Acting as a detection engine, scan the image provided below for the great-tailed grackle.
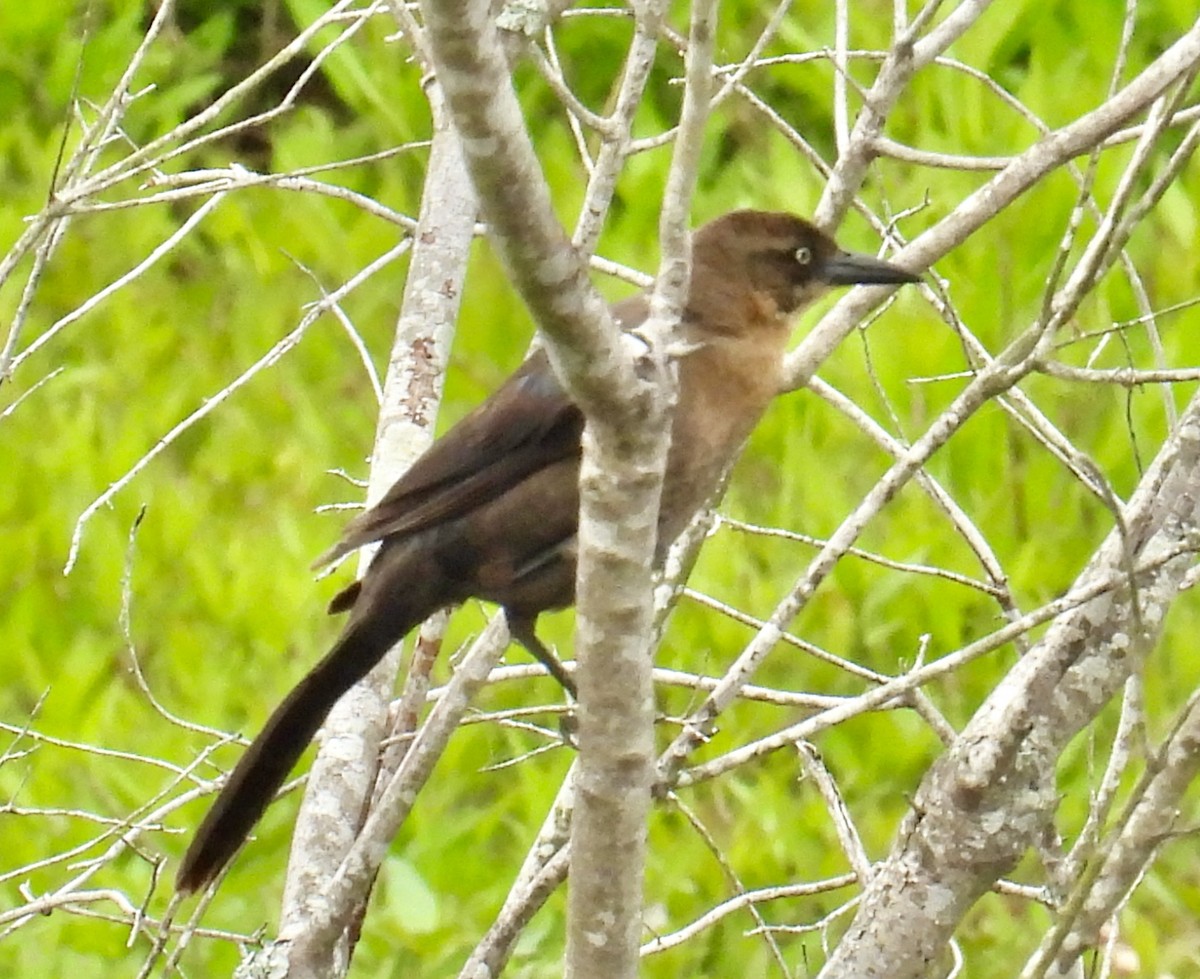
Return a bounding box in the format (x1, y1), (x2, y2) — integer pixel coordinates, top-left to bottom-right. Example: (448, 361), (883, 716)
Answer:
(175, 210), (918, 894)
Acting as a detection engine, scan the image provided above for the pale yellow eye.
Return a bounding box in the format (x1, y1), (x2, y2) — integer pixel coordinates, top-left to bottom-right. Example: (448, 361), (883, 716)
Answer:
(795, 246), (812, 265)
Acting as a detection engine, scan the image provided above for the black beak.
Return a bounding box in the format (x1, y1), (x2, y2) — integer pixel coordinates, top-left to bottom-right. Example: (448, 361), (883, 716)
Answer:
(821, 250), (919, 286)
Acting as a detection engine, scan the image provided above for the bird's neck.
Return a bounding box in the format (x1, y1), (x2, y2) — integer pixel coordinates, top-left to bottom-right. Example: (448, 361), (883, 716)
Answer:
(656, 302), (792, 554)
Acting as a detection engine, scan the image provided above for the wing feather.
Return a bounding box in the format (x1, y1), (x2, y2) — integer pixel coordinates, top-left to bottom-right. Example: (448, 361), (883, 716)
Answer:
(314, 349), (582, 567)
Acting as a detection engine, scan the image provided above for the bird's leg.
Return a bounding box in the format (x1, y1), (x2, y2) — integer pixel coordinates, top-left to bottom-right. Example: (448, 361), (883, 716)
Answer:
(505, 610), (576, 698)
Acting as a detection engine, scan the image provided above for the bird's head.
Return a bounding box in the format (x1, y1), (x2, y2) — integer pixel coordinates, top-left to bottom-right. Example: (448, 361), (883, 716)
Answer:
(690, 210), (919, 322)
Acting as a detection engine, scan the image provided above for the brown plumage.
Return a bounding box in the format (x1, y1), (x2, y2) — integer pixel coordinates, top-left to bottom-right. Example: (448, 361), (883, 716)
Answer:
(175, 210), (918, 895)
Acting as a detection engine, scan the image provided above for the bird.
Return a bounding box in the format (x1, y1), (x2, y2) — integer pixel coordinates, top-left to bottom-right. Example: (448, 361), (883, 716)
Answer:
(175, 210), (919, 894)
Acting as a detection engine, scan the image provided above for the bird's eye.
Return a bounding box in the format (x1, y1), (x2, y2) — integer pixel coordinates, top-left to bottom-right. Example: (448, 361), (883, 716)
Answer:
(795, 246), (812, 265)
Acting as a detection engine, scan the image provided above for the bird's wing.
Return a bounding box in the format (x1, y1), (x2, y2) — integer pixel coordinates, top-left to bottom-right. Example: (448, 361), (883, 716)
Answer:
(314, 348), (583, 567)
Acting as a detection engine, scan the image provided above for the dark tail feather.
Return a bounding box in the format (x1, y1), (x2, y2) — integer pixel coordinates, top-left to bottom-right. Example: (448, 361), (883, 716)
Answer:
(176, 572), (431, 894)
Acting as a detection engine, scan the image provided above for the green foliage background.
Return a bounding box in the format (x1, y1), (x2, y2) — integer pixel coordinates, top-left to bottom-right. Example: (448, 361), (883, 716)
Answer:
(2, 1), (1199, 975)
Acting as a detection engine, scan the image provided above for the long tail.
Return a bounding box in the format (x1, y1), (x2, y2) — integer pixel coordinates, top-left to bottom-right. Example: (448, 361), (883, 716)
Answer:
(176, 548), (440, 894)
